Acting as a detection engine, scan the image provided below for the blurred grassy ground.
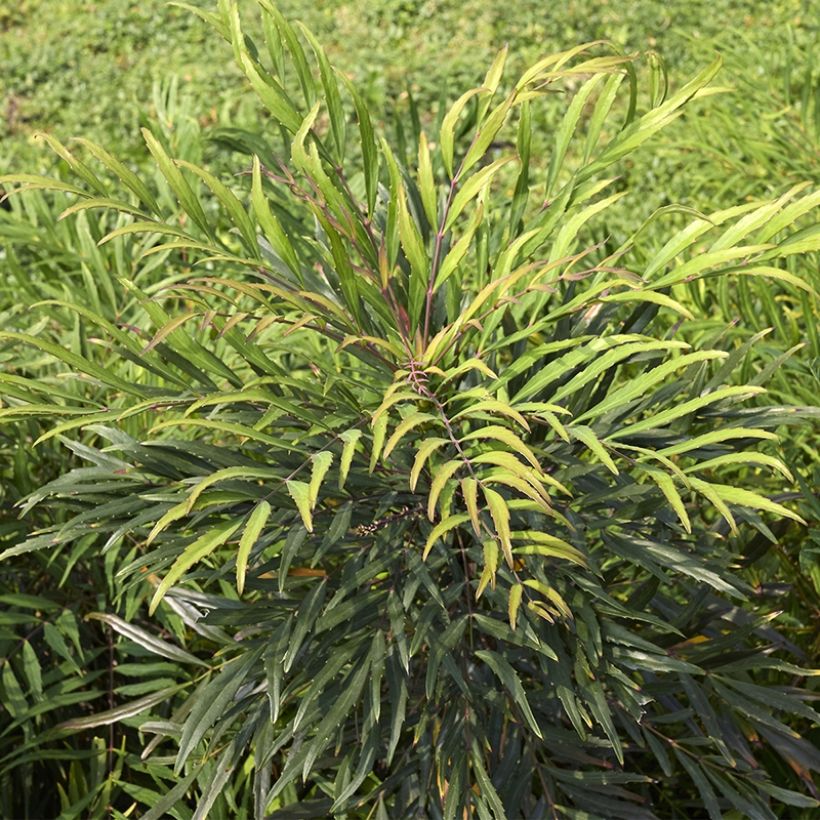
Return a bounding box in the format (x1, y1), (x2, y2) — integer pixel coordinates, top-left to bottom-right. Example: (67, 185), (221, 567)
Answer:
(1, 0), (815, 177)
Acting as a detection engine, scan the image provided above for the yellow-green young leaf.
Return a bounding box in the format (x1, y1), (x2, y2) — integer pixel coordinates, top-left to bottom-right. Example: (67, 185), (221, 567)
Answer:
(607, 386), (766, 440)
(297, 24), (346, 158)
(73, 137), (160, 212)
(510, 335), (622, 403)
(141, 312), (200, 354)
(514, 401), (572, 416)
(427, 460), (464, 521)
(734, 266), (818, 295)
(417, 132), (438, 226)
(0, 172), (83, 196)
(545, 74), (607, 196)
(483, 473), (550, 513)
(397, 182), (428, 276)
(434, 202), (484, 290)
(461, 477), (481, 535)
(141, 128), (210, 237)
(547, 339), (691, 406)
(381, 136), (402, 266)
(176, 159), (259, 255)
(440, 87), (485, 178)
(151, 418), (290, 450)
(461, 93), (517, 174)
(141, 239), (227, 258)
(423, 514), (470, 559)
(372, 389), (419, 424)
(531, 467), (572, 499)
(287, 481), (313, 532)
(549, 192), (627, 263)
(259, 1), (314, 100)
(513, 543), (588, 568)
(643, 467), (691, 533)
(483, 486), (513, 567)
(185, 388), (287, 416)
(658, 428), (779, 458)
(576, 350), (727, 422)
(652, 244), (774, 290)
(149, 519), (242, 614)
(477, 45), (508, 118)
(527, 600), (555, 624)
(452, 400), (530, 431)
(445, 157), (512, 231)
(0, 405), (90, 420)
(643, 201), (754, 278)
(444, 385), (493, 403)
(398, 180), (430, 328)
(290, 101), (326, 175)
(339, 75), (378, 214)
(647, 50), (667, 107)
(570, 425), (618, 475)
(338, 429), (362, 490)
(684, 452), (794, 483)
(422, 325), (453, 365)
(97, 220), (190, 246)
(618, 443), (689, 482)
(695, 481), (806, 526)
(755, 185), (819, 243)
(28, 410), (130, 447)
(410, 438), (448, 491)
(461, 425), (541, 472)
(536, 410), (570, 442)
(21, 639), (43, 699)
(369, 413), (389, 473)
(541, 277), (632, 323)
(384, 413), (436, 460)
(511, 531), (579, 549)
(476, 540), (499, 598)
(585, 56), (722, 179)
(233, 33), (301, 131)
(309, 451), (334, 507)
(58, 196), (147, 221)
(471, 450), (569, 497)
(440, 357), (497, 384)
(147, 500), (189, 546)
(600, 288), (694, 320)
(182, 466), (279, 515)
(340, 334), (404, 358)
(236, 500), (272, 595)
(508, 583), (524, 630)
(516, 42), (605, 88)
(251, 156), (301, 275)
(523, 579), (573, 621)
(689, 477), (737, 534)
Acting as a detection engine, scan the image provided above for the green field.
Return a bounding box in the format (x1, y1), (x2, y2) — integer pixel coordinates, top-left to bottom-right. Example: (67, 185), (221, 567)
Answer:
(2, 1), (815, 165)
(1, 1), (818, 817)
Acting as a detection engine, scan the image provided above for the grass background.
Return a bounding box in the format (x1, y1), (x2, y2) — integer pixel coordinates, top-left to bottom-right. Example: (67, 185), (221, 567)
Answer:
(2, 1), (816, 175)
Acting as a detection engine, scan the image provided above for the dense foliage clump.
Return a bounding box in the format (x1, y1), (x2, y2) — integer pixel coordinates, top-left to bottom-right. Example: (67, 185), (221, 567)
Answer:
(0, 1), (817, 817)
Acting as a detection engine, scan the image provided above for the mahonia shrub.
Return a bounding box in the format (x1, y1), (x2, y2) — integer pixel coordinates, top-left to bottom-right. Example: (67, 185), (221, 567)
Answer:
(1, 1), (818, 817)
